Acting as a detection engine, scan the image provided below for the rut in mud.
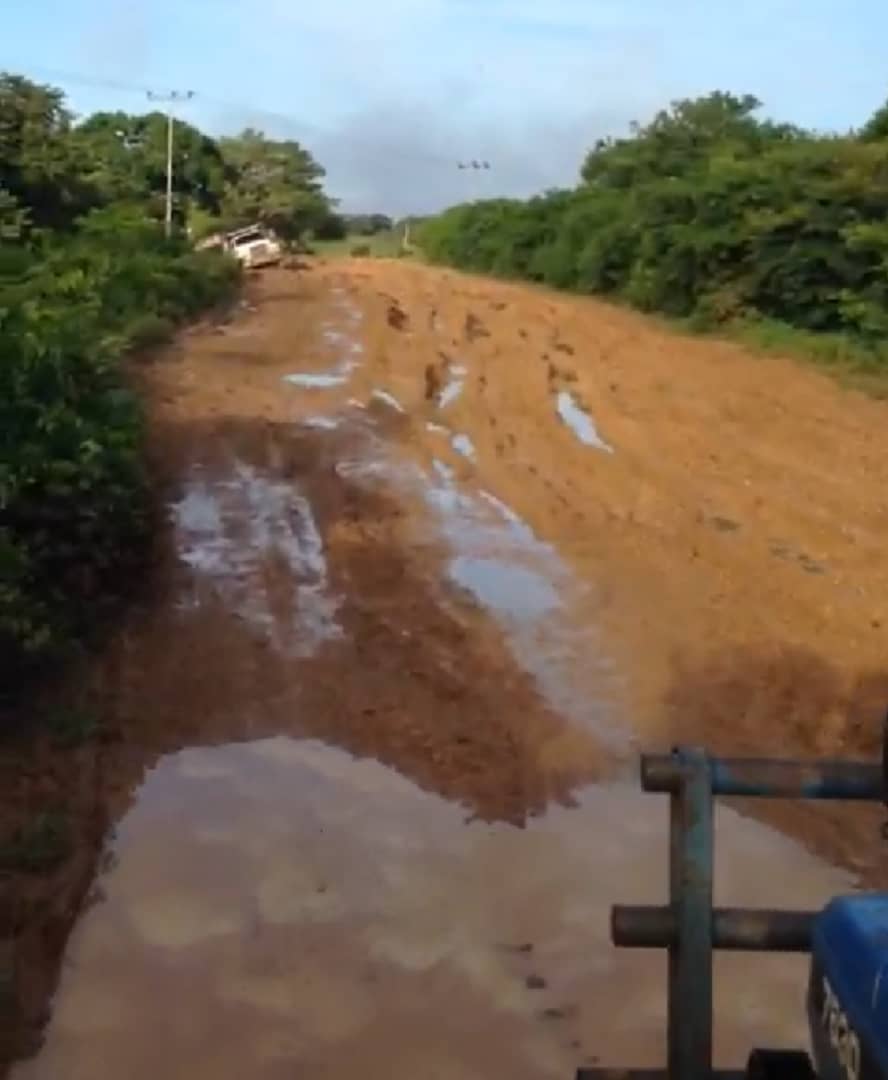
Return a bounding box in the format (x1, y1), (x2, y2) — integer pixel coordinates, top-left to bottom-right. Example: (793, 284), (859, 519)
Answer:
(7, 259), (888, 1077)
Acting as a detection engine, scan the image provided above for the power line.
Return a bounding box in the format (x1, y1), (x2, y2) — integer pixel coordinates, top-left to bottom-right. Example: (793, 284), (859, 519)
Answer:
(1, 59), (496, 174)
(0, 62), (154, 98)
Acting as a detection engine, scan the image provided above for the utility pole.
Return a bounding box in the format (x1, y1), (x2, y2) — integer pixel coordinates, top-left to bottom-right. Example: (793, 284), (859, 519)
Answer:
(147, 90), (195, 238)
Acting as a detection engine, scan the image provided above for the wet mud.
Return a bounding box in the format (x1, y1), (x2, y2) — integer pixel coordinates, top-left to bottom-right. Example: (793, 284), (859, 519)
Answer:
(6, 258), (888, 1076)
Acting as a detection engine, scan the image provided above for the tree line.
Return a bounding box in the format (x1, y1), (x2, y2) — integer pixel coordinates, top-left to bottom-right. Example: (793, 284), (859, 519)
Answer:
(0, 72), (336, 692)
(420, 91), (888, 355)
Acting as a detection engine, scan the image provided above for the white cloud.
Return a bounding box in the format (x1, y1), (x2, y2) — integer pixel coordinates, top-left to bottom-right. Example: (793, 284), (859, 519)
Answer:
(206, 0), (666, 212)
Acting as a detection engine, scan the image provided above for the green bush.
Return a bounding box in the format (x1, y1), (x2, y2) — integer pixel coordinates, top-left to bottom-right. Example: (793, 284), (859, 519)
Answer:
(1, 207), (240, 691)
(417, 91), (888, 369)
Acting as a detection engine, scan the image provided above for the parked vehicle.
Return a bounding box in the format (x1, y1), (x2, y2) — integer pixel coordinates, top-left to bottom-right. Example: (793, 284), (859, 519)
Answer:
(225, 225), (282, 269)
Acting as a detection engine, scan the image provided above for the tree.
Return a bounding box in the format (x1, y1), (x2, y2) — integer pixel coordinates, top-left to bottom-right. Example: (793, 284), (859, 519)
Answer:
(0, 73), (97, 230)
(860, 98), (888, 141)
(421, 89), (888, 341)
(344, 213), (393, 235)
(313, 210), (347, 240)
(218, 129), (332, 245)
(580, 92), (799, 190)
(75, 110), (228, 221)
(0, 188), (29, 240)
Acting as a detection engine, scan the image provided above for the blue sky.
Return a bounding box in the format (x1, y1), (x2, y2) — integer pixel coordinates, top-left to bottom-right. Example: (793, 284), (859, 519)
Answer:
(4, 0), (888, 214)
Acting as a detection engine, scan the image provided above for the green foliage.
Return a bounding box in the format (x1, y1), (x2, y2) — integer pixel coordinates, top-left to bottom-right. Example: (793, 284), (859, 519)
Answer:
(1, 76), (242, 693)
(344, 213), (393, 235)
(314, 228), (408, 259)
(217, 129), (333, 246)
(0, 73), (98, 231)
(75, 110), (228, 222)
(312, 211), (347, 241)
(420, 90), (888, 367)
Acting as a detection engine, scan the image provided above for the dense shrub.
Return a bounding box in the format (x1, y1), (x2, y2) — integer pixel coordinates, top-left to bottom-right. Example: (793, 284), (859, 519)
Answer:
(1, 206), (239, 690)
(419, 91), (888, 355)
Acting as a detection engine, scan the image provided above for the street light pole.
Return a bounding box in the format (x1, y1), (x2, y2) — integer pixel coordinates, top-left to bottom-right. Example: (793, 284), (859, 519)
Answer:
(147, 89), (195, 238)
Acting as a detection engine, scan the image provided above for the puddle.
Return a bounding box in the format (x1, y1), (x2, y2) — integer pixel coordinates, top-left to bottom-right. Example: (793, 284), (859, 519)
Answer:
(285, 304), (365, 391)
(284, 371), (350, 390)
(555, 391), (612, 453)
(438, 378), (464, 409)
(451, 557), (558, 619)
(302, 416), (340, 431)
(431, 459), (455, 484)
(17, 737), (853, 1080)
(479, 491), (535, 538)
(334, 435), (619, 743)
(371, 389), (406, 413)
(322, 326), (350, 347)
(451, 433), (476, 460)
(172, 459), (342, 656)
(419, 463), (624, 746)
(334, 459), (391, 482)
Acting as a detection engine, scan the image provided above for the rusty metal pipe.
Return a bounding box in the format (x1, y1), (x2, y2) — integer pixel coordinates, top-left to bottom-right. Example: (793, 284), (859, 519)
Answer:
(612, 905), (815, 952)
(641, 753), (882, 801)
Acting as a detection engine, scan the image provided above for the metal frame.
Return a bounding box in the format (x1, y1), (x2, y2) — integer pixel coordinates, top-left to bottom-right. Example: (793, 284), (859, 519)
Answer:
(578, 747), (884, 1080)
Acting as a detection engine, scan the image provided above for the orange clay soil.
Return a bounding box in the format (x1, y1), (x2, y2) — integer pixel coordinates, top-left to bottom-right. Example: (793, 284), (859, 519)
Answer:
(4, 256), (888, 1070)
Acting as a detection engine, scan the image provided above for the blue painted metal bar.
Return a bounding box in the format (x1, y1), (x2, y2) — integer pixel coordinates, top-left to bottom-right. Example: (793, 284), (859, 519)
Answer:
(641, 753), (882, 801)
(612, 905), (814, 952)
(594, 741), (884, 1079)
(667, 747), (713, 1080)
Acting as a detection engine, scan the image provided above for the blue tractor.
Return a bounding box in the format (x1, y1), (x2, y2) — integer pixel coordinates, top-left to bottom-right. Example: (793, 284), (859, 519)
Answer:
(580, 731), (888, 1080)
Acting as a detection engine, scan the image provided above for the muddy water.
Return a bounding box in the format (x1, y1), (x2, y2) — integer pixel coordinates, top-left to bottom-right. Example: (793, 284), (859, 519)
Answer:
(555, 391), (612, 454)
(172, 457), (342, 657)
(14, 740), (852, 1079)
(14, 279), (857, 1078)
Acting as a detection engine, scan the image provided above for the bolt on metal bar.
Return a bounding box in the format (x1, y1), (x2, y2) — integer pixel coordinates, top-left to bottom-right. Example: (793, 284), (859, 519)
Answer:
(612, 905), (815, 952)
(668, 747), (714, 1080)
(642, 754), (882, 800)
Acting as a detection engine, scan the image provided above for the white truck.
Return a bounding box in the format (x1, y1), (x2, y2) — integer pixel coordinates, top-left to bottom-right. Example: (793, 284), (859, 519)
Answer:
(223, 225), (282, 269)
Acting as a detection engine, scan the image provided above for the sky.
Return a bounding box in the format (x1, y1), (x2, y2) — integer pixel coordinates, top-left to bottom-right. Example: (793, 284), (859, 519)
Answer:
(4, 0), (888, 215)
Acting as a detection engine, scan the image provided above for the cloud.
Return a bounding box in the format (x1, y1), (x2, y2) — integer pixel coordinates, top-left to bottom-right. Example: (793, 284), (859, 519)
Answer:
(37, 0), (885, 215)
(307, 103), (636, 215)
(204, 0), (666, 213)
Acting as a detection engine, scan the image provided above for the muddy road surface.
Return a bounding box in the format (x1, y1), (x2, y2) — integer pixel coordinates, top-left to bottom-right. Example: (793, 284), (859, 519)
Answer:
(10, 259), (888, 1077)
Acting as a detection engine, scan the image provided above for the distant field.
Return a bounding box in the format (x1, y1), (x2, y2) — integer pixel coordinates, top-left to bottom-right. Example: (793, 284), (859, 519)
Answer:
(312, 230), (409, 259)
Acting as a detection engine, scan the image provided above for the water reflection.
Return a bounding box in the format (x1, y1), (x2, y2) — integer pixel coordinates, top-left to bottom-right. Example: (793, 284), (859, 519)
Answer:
(15, 738), (852, 1080)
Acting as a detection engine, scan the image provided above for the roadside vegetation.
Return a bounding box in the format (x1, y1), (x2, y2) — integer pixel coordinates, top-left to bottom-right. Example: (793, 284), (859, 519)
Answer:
(0, 72), (336, 695)
(314, 228), (406, 259)
(311, 215), (428, 259)
(419, 91), (888, 381)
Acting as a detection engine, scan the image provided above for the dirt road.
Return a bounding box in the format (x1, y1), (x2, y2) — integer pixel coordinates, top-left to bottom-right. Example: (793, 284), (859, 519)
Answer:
(8, 259), (888, 1076)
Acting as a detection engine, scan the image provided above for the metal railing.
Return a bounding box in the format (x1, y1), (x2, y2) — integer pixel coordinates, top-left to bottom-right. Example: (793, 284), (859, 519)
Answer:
(577, 746), (884, 1080)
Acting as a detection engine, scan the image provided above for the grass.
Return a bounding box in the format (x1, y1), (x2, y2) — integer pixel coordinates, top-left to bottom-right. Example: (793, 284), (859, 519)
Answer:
(313, 230), (412, 259)
(701, 317), (888, 396)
